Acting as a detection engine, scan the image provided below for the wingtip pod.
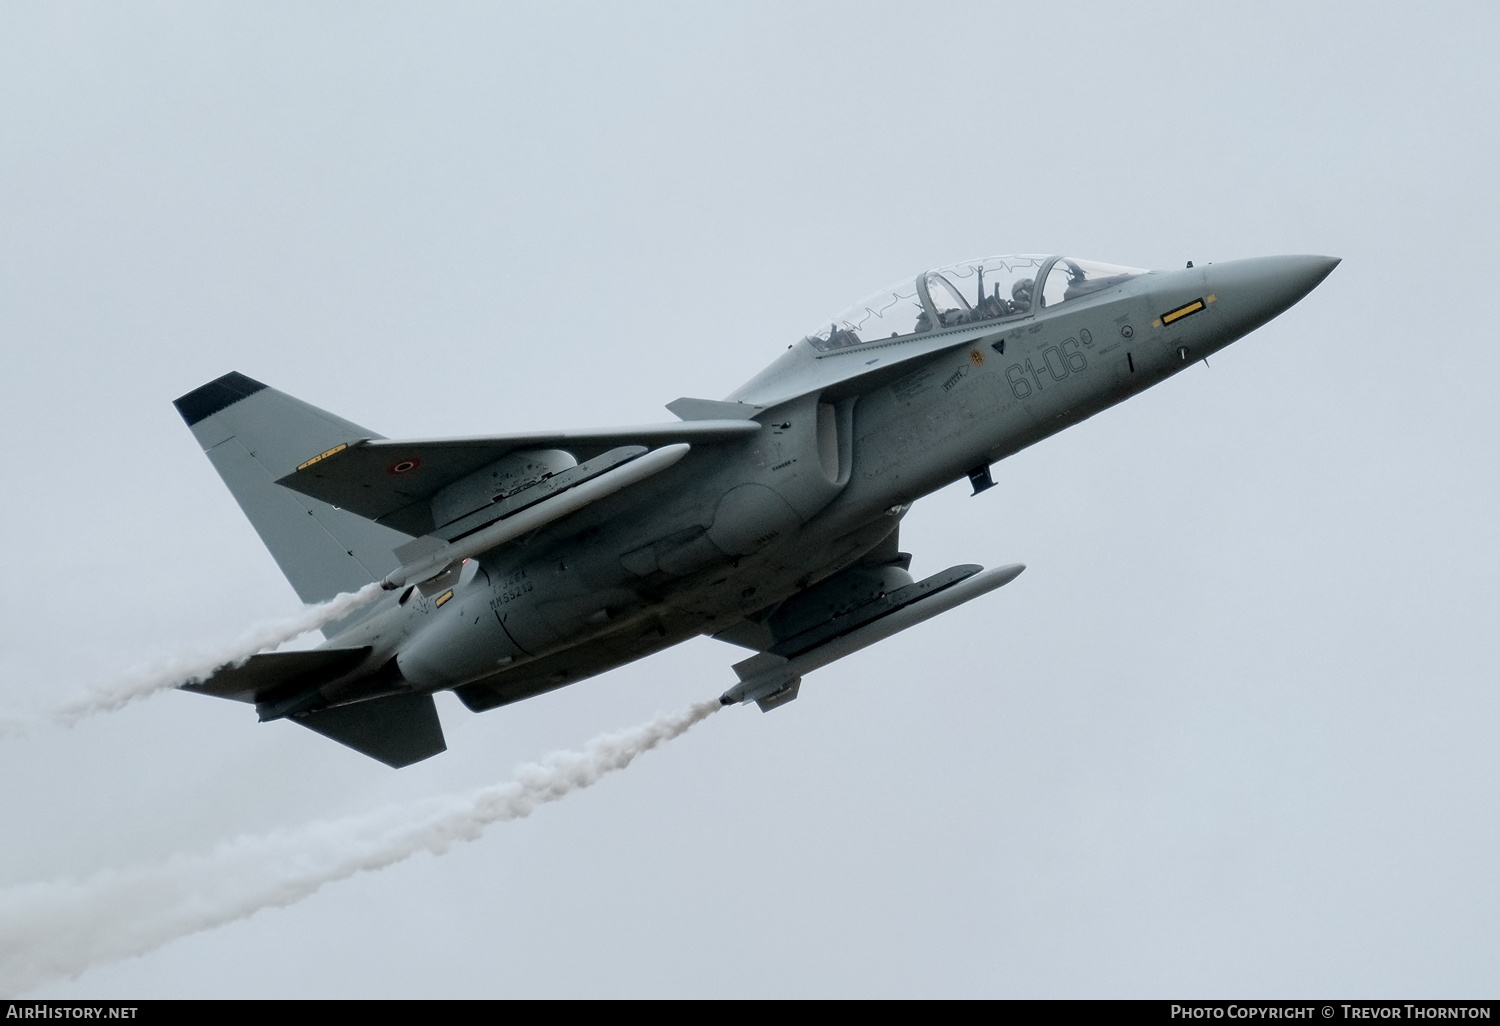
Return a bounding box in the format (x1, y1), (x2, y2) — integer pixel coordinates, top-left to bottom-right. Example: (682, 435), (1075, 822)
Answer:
(991, 562), (1026, 585)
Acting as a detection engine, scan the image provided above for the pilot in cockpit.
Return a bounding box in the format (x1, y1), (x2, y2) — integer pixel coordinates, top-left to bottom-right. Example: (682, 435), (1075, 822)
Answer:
(1009, 277), (1035, 314)
(965, 274), (1036, 322)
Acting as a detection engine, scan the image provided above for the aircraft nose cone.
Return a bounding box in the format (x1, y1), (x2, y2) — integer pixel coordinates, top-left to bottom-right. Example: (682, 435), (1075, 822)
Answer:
(1205, 255), (1340, 335)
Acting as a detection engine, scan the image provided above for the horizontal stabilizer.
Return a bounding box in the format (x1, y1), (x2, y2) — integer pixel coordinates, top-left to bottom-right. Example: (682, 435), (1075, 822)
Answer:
(274, 420), (760, 530)
(292, 692), (446, 768)
(180, 647), (371, 705)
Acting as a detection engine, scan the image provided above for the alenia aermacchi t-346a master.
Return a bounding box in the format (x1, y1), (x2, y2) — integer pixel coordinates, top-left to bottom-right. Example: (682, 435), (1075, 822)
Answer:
(175, 254), (1338, 766)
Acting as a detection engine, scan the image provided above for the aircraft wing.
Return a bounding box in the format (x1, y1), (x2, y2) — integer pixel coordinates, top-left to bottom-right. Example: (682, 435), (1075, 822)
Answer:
(274, 419), (760, 536)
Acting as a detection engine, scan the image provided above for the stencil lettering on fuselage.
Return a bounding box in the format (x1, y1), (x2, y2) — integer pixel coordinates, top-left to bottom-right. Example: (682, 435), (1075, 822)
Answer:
(1004, 328), (1094, 400)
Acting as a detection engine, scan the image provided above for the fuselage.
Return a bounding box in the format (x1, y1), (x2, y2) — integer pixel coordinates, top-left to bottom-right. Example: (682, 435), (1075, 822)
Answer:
(320, 254), (1338, 713)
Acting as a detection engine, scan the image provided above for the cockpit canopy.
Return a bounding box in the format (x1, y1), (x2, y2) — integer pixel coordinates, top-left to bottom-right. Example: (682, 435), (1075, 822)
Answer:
(804, 255), (1146, 352)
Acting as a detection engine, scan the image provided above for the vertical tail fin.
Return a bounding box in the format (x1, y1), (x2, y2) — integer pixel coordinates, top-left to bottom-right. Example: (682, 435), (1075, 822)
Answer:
(174, 372), (411, 610)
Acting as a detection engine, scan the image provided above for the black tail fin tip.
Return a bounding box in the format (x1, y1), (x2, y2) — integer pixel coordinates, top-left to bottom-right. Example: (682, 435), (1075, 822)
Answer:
(173, 372), (269, 427)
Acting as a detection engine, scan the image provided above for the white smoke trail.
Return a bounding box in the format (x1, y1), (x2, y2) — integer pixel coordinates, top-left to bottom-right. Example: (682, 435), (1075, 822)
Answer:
(0, 699), (721, 996)
(25, 582), (385, 730)
(0, 713), (39, 740)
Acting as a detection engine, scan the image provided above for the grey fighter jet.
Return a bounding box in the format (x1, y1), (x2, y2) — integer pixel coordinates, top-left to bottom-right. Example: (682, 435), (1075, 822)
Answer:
(175, 253), (1338, 766)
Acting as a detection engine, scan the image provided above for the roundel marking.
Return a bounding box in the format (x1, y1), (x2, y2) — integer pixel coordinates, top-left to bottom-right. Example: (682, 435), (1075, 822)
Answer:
(388, 457), (422, 475)
(969, 348), (985, 367)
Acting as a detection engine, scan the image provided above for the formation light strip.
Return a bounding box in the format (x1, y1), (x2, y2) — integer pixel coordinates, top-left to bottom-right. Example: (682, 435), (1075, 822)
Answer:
(1161, 298), (1206, 325)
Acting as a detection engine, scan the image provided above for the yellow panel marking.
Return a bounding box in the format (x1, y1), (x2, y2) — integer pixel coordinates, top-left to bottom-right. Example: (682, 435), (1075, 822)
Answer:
(1206, 293), (1217, 303)
(435, 590), (454, 608)
(297, 442), (348, 471)
(1152, 318), (1162, 328)
(1161, 299), (1206, 325)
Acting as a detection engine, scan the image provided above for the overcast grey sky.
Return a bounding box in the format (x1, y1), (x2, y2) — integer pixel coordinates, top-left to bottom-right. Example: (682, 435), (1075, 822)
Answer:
(1, 1), (1496, 998)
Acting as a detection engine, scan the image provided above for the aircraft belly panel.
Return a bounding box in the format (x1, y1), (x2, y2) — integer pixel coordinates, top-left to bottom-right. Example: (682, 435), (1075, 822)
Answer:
(454, 615), (701, 713)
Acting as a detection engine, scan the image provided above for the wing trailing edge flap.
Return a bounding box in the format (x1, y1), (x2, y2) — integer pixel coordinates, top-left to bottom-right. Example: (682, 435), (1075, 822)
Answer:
(274, 419), (761, 536)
